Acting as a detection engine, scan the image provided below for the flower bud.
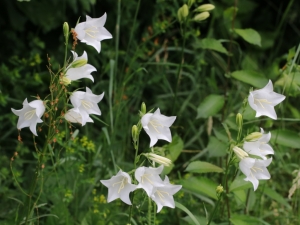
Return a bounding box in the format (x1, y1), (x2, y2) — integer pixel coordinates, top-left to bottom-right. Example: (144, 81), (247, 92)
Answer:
(233, 146), (248, 160)
(188, 0), (195, 7)
(63, 22), (69, 39)
(194, 4), (215, 12)
(70, 59), (87, 68)
(132, 125), (138, 142)
(146, 153), (172, 167)
(244, 132), (263, 141)
(236, 113), (243, 127)
(193, 12), (210, 22)
(61, 76), (71, 86)
(177, 4), (189, 23)
(216, 184), (224, 195)
(141, 102), (146, 115)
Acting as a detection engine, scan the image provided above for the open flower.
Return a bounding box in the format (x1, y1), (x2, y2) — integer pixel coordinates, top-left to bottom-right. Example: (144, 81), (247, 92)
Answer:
(239, 157), (272, 191)
(11, 98), (45, 136)
(243, 128), (274, 160)
(64, 51), (96, 84)
(64, 108), (93, 125)
(74, 13), (112, 53)
(248, 80), (285, 120)
(141, 108), (176, 147)
(100, 170), (137, 205)
(135, 166), (164, 196)
(150, 176), (182, 213)
(69, 87), (104, 125)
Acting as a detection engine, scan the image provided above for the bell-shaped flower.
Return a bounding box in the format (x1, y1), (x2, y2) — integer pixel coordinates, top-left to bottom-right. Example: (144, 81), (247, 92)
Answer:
(74, 13), (112, 53)
(64, 51), (96, 84)
(150, 176), (182, 213)
(64, 108), (93, 125)
(100, 170), (137, 205)
(248, 80), (285, 120)
(11, 98), (45, 136)
(243, 128), (274, 160)
(135, 165), (164, 196)
(141, 108), (176, 147)
(69, 87), (104, 126)
(239, 157), (272, 191)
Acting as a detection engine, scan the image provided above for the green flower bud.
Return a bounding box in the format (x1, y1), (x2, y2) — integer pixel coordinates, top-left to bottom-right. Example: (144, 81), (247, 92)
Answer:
(177, 4), (189, 23)
(132, 125), (138, 142)
(70, 59), (87, 68)
(232, 146), (248, 160)
(63, 22), (69, 39)
(245, 132), (263, 141)
(146, 153), (172, 167)
(193, 12), (210, 22)
(194, 4), (215, 12)
(141, 102), (146, 115)
(216, 184), (224, 197)
(61, 76), (71, 86)
(236, 113), (243, 127)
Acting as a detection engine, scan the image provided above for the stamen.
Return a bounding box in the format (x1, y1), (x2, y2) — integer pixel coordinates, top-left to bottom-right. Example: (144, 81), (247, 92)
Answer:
(24, 109), (36, 120)
(84, 26), (99, 39)
(251, 166), (264, 173)
(156, 190), (170, 203)
(141, 173), (154, 185)
(149, 119), (163, 133)
(113, 177), (127, 193)
(254, 99), (272, 109)
(81, 100), (93, 110)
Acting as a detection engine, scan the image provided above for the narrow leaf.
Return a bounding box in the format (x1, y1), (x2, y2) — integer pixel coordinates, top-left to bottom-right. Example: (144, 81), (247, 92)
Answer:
(231, 70), (268, 88)
(196, 95), (225, 119)
(185, 161), (223, 173)
(175, 201), (201, 225)
(199, 38), (228, 55)
(271, 129), (300, 149)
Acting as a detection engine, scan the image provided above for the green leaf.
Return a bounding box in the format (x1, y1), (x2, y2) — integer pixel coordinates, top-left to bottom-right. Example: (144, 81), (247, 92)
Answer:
(234, 28), (261, 46)
(185, 161), (223, 173)
(229, 175), (252, 192)
(264, 187), (291, 208)
(181, 177), (218, 200)
(198, 38), (228, 55)
(230, 214), (270, 225)
(231, 70), (268, 88)
(207, 136), (227, 157)
(175, 201), (201, 225)
(271, 129), (300, 149)
(196, 95), (225, 119)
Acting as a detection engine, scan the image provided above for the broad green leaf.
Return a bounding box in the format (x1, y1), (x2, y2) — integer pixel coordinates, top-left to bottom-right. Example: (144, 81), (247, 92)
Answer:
(275, 72), (300, 96)
(264, 187), (291, 208)
(223, 7), (238, 21)
(196, 95), (225, 119)
(234, 28), (261, 46)
(233, 190), (247, 206)
(175, 202), (201, 225)
(229, 175), (252, 192)
(207, 136), (227, 157)
(231, 70), (268, 88)
(185, 161), (223, 173)
(182, 216), (216, 225)
(230, 214), (270, 225)
(198, 38), (228, 55)
(181, 177), (218, 200)
(271, 129), (300, 149)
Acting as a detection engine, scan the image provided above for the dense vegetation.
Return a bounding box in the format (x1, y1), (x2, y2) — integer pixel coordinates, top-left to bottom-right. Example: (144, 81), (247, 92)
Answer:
(1, 0), (300, 224)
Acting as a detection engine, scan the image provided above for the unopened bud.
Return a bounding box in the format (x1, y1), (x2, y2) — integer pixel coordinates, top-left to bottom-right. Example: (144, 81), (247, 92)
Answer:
(236, 113), (243, 127)
(147, 153), (172, 167)
(216, 184), (224, 195)
(177, 4), (189, 23)
(245, 132), (263, 141)
(141, 102), (146, 115)
(194, 4), (215, 12)
(232, 146), (248, 160)
(63, 22), (69, 39)
(61, 76), (71, 86)
(193, 12), (210, 22)
(132, 125), (138, 142)
(188, 0), (195, 7)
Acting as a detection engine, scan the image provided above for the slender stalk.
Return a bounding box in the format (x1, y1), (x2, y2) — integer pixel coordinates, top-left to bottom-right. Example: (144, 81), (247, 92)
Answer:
(207, 193), (223, 225)
(148, 196), (152, 225)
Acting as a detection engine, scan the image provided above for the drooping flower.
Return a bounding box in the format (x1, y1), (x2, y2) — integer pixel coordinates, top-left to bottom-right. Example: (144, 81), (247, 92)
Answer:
(64, 108), (93, 125)
(243, 128), (274, 160)
(64, 51), (96, 84)
(74, 13), (112, 53)
(150, 176), (182, 213)
(69, 87), (104, 125)
(248, 80), (285, 120)
(141, 108), (176, 147)
(239, 157), (272, 191)
(11, 98), (45, 136)
(135, 166), (164, 196)
(100, 170), (137, 205)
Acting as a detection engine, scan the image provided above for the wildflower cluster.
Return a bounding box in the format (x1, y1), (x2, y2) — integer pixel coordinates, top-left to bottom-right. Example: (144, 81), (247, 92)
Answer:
(233, 80), (285, 190)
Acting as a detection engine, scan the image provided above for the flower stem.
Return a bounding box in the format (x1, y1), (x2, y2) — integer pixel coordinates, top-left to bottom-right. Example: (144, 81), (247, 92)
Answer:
(148, 196), (152, 225)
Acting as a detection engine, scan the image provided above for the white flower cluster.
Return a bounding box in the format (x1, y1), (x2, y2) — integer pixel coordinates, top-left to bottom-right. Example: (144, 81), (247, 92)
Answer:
(233, 80), (285, 191)
(11, 14), (112, 134)
(101, 165), (182, 212)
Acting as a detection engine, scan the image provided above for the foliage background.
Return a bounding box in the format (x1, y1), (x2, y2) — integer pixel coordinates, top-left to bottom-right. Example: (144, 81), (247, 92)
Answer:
(1, 0), (300, 224)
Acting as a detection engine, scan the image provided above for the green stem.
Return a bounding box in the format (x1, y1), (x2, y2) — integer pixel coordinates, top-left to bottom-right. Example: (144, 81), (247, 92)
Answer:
(207, 194), (223, 225)
(148, 196), (152, 225)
